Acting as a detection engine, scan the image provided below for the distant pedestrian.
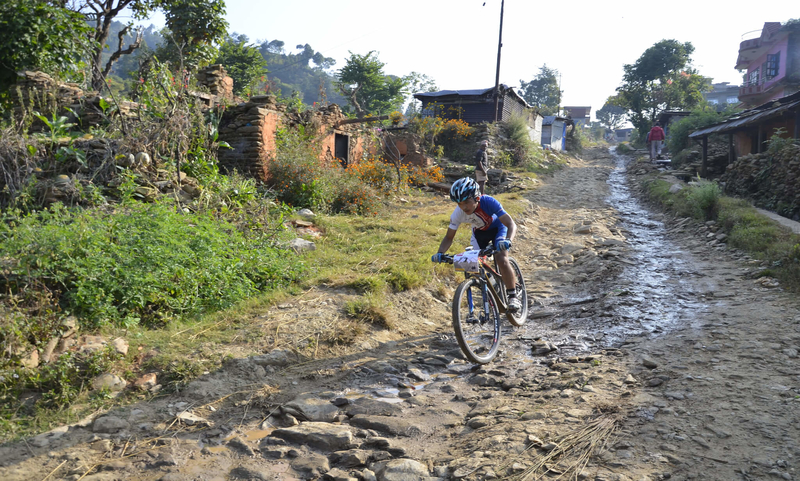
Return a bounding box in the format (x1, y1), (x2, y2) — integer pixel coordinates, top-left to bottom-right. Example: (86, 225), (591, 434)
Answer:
(475, 140), (489, 194)
(647, 122), (666, 161)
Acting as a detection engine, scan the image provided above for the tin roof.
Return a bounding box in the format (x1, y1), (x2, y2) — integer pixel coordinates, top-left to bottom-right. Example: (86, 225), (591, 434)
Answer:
(689, 91), (800, 138)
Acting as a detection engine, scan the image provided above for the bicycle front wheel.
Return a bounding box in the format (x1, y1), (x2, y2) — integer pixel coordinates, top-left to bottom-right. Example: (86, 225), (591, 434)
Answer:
(506, 257), (528, 327)
(452, 278), (501, 364)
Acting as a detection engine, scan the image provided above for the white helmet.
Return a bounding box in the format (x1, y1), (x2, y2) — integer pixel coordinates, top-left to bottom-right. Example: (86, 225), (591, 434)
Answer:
(450, 177), (479, 203)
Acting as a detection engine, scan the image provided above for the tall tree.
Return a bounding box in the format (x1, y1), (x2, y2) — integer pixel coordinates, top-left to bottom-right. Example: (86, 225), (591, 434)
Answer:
(403, 71), (438, 116)
(214, 34), (267, 96)
(519, 65), (561, 116)
(336, 51), (406, 117)
(595, 97), (627, 130)
(615, 39), (709, 139)
(257, 39), (341, 106)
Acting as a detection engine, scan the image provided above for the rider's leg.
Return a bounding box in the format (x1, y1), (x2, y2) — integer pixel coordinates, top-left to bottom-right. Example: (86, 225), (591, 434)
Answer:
(495, 250), (517, 290)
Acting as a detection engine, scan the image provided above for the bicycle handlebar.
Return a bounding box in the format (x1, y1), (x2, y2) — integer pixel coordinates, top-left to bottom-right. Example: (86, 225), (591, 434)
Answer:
(439, 247), (496, 264)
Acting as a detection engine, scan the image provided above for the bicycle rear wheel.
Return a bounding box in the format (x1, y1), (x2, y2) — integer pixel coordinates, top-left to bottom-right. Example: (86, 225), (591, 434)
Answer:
(452, 277), (501, 364)
(506, 257), (528, 326)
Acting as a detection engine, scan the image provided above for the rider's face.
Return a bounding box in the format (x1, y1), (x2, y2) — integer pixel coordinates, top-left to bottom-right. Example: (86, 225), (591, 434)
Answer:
(457, 197), (478, 215)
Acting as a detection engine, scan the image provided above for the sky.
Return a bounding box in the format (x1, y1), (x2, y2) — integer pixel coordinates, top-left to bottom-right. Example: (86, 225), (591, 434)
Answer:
(138, 0), (799, 121)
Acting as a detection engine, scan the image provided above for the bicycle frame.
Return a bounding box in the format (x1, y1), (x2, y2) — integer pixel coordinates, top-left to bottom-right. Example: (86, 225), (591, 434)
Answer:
(465, 255), (508, 315)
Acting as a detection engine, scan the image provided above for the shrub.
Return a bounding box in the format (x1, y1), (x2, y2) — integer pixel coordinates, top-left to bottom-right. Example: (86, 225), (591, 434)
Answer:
(667, 108), (739, 162)
(686, 180), (721, 220)
(0, 201), (305, 330)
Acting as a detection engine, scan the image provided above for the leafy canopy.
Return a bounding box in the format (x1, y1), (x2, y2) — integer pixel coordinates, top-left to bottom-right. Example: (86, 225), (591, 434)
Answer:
(595, 97), (627, 130)
(615, 39), (709, 141)
(336, 51), (407, 117)
(519, 65), (562, 116)
(214, 34), (267, 95)
(0, 0), (94, 94)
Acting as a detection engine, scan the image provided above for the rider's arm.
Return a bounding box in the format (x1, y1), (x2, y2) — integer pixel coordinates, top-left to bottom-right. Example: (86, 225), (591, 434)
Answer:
(437, 228), (458, 254)
(498, 213), (517, 242)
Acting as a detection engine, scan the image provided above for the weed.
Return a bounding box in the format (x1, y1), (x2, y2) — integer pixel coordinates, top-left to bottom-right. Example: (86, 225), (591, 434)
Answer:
(344, 294), (394, 330)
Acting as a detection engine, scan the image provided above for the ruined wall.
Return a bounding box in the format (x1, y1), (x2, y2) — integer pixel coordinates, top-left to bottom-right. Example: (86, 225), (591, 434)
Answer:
(195, 64), (235, 103)
(217, 95), (282, 180)
(720, 143), (800, 220)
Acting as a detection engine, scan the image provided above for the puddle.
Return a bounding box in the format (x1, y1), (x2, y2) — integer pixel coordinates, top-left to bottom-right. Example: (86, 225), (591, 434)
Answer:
(241, 428), (274, 442)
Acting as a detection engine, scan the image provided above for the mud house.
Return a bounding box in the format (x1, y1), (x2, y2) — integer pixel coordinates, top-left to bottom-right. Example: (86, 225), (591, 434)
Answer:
(736, 20), (800, 107)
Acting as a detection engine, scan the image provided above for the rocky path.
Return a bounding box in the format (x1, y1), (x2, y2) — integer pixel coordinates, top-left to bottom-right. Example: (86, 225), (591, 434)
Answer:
(2, 148), (799, 481)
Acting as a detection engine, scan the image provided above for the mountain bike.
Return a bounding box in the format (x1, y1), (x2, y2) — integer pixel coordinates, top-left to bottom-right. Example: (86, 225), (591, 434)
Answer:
(440, 245), (527, 364)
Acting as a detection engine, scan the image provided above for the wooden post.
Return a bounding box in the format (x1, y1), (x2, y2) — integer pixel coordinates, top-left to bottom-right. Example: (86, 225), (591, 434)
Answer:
(493, 0), (505, 122)
(757, 124), (764, 153)
(701, 136), (708, 178)
(795, 111), (800, 139)
(728, 133), (734, 165)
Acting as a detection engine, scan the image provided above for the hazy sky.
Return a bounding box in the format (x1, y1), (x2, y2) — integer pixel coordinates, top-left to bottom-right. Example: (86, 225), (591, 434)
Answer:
(141, 1), (798, 121)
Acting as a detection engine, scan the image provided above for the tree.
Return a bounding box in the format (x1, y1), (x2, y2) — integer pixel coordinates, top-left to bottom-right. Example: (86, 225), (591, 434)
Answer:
(214, 35), (267, 96)
(595, 97), (627, 130)
(403, 71), (438, 116)
(257, 39), (342, 106)
(615, 39), (709, 141)
(519, 65), (561, 116)
(67, 0), (227, 91)
(0, 0), (94, 94)
(336, 51), (407, 117)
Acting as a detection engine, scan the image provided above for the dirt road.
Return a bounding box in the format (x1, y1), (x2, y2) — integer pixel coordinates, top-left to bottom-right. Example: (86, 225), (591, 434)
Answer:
(2, 147), (799, 481)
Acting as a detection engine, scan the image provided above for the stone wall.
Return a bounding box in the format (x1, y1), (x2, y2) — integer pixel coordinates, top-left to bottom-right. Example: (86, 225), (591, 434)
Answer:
(195, 64), (234, 103)
(216, 95), (282, 180)
(720, 143), (800, 220)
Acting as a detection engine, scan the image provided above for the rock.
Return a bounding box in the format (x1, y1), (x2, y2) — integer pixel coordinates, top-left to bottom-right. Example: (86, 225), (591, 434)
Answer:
(343, 397), (403, 417)
(288, 237), (316, 252)
(298, 208), (315, 217)
(41, 337), (60, 363)
(229, 466), (268, 480)
(93, 416), (130, 433)
(134, 152), (151, 167)
(134, 373), (157, 391)
(91, 373), (127, 392)
(641, 358), (658, 369)
(574, 225), (594, 234)
(111, 338), (128, 355)
(331, 449), (371, 468)
(373, 459), (431, 481)
(20, 349), (39, 369)
(291, 452), (330, 476)
(349, 415), (421, 437)
(270, 422), (356, 451)
(251, 350), (292, 367)
(646, 378), (664, 387)
(282, 395), (340, 422)
(560, 244), (584, 255)
(668, 183), (684, 193)
(176, 412), (213, 427)
(226, 436), (256, 456)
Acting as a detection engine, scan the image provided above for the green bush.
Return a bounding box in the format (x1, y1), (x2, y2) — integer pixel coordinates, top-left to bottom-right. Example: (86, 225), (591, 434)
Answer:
(667, 108), (739, 160)
(687, 180), (721, 220)
(0, 201), (305, 330)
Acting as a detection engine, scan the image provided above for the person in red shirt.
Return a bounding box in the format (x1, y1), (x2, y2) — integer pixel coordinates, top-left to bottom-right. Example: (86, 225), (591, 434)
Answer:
(647, 122), (666, 161)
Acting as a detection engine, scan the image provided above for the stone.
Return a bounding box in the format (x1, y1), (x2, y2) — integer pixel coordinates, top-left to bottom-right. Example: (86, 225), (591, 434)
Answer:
(349, 415), (421, 437)
(291, 453), (330, 476)
(111, 338), (128, 355)
(298, 208), (315, 217)
(20, 349), (39, 369)
(134, 373), (157, 391)
(282, 395), (340, 422)
(176, 412), (213, 427)
(270, 422), (356, 451)
(373, 459), (431, 481)
(91, 373), (127, 392)
(288, 238), (316, 252)
(93, 416), (130, 433)
(251, 350), (292, 367)
(668, 183), (684, 194)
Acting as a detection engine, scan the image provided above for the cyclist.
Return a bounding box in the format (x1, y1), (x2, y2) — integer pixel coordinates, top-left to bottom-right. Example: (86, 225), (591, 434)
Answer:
(431, 177), (521, 312)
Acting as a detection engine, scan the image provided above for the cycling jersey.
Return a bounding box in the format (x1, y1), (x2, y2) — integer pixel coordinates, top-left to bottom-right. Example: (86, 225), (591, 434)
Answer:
(448, 195), (507, 232)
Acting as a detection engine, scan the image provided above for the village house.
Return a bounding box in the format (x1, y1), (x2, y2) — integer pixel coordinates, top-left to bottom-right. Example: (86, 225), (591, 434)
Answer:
(736, 20), (800, 107)
(562, 106), (591, 127)
(703, 82), (741, 111)
(541, 116), (571, 151)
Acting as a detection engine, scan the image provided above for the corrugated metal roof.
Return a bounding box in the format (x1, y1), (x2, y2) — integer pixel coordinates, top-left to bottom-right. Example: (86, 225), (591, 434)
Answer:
(414, 88), (494, 98)
(542, 116), (569, 125)
(689, 95), (800, 138)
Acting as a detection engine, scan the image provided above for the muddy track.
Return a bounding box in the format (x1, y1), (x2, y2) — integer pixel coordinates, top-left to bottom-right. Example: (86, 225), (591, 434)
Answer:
(2, 147), (799, 481)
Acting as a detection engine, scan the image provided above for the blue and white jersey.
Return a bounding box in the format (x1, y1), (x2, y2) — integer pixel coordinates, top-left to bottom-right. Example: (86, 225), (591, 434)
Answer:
(448, 195), (507, 232)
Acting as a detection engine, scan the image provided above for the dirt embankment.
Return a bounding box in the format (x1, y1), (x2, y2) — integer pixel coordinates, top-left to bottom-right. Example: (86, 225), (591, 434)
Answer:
(1, 147), (799, 481)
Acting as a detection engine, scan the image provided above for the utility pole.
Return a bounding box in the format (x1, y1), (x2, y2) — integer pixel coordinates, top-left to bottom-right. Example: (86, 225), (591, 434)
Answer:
(493, 0), (505, 122)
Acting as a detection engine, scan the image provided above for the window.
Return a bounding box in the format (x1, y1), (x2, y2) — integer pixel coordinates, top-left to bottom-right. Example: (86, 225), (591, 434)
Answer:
(765, 53), (780, 80)
(727, 96), (739, 104)
(749, 68), (760, 86)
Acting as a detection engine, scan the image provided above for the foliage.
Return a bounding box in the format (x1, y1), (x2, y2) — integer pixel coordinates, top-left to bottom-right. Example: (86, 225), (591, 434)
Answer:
(336, 51), (407, 117)
(0, 201), (304, 330)
(402, 71), (438, 116)
(566, 125), (587, 154)
(502, 114), (542, 165)
(159, 0), (229, 70)
(214, 35), (267, 96)
(615, 40), (709, 144)
(766, 127), (799, 157)
(595, 98), (627, 130)
(519, 65), (562, 115)
(0, 0), (94, 95)
(687, 180), (721, 220)
(666, 108), (738, 158)
(257, 40), (344, 107)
